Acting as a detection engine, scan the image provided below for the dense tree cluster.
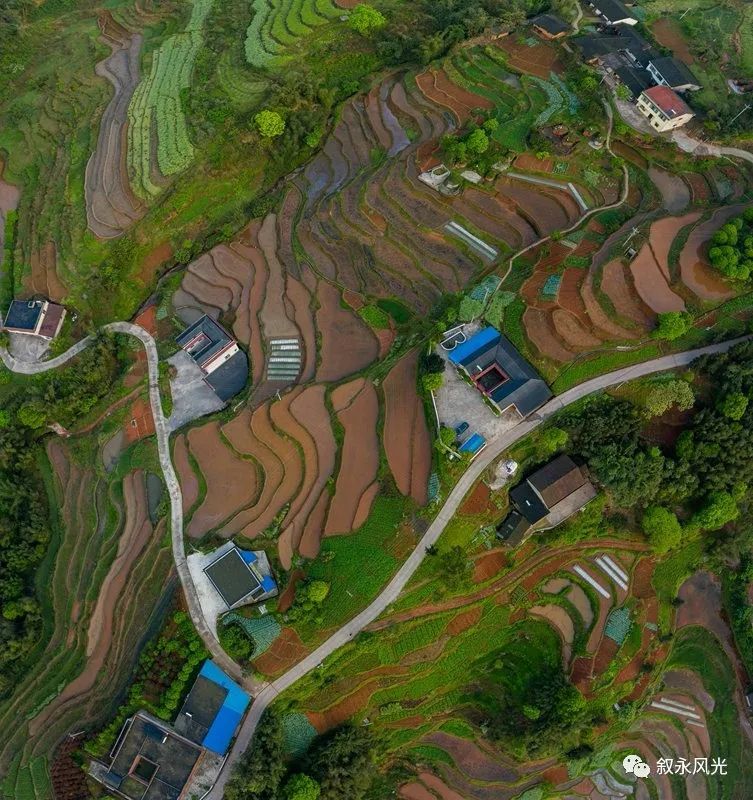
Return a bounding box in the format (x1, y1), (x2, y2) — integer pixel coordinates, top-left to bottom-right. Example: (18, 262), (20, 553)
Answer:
(0, 334), (126, 694)
(225, 714), (376, 800)
(708, 209), (753, 281)
(562, 341), (753, 542)
(374, 0), (542, 66)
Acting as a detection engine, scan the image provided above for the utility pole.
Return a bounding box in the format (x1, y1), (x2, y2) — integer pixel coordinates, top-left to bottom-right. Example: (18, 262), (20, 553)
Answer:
(679, 8), (691, 19)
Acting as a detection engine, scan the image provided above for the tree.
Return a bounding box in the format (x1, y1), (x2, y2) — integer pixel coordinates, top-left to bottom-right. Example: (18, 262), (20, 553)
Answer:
(465, 128), (489, 156)
(306, 580), (330, 604)
(439, 426), (456, 447)
(440, 545), (470, 587)
(692, 491), (739, 531)
(0, 410), (10, 428)
(422, 372), (443, 393)
(16, 402), (47, 429)
(219, 622), (253, 660)
(225, 711), (286, 800)
(284, 774), (321, 800)
(307, 724), (376, 800)
(348, 4), (386, 36)
(458, 295), (484, 322)
(719, 391), (749, 421)
(653, 311), (692, 341)
(644, 380), (695, 417)
(641, 506), (682, 553)
(255, 110), (286, 138)
(615, 84), (632, 101)
(419, 352), (445, 375)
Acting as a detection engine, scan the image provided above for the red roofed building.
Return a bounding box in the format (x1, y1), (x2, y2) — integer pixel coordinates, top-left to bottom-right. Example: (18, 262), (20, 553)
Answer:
(636, 86), (694, 132)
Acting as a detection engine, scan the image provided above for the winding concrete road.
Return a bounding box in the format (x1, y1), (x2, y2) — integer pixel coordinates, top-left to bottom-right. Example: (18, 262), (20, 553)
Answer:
(3, 326), (748, 797)
(1, 323), (245, 684)
(204, 334), (749, 799)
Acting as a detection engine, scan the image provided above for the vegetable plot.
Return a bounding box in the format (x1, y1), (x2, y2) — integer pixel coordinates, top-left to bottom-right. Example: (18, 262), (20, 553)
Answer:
(127, 0), (213, 198)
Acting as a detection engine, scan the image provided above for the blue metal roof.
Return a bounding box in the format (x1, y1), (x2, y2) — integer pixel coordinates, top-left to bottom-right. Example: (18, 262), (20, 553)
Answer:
(198, 660), (251, 755)
(239, 549), (257, 565)
(447, 326), (500, 366)
(261, 575), (276, 592)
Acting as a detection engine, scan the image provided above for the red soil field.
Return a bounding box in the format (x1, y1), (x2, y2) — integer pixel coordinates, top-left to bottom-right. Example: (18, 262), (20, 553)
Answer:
(27, 242), (67, 302)
(495, 37), (563, 78)
(284, 386), (337, 557)
(253, 627), (309, 677)
(416, 772), (466, 800)
(186, 422), (258, 538)
(585, 582), (613, 654)
(472, 550), (507, 583)
(515, 152), (554, 173)
(683, 172), (711, 204)
(400, 784), (435, 800)
(173, 435), (199, 514)
(557, 268), (586, 316)
(383, 350), (432, 505)
(523, 308), (575, 363)
(600, 260), (654, 328)
(582, 271), (642, 341)
(287, 277), (317, 381)
(460, 482), (491, 515)
(445, 606), (483, 635)
(277, 569), (304, 613)
(551, 309), (601, 349)
(124, 395), (155, 443)
(133, 304), (157, 334)
(651, 18), (694, 64)
(29, 472), (154, 736)
(137, 241), (173, 284)
(257, 213), (300, 338)
(415, 69), (492, 122)
(51, 736), (89, 800)
(352, 481), (380, 530)
(649, 212), (701, 279)
(629, 244), (685, 313)
(325, 380), (380, 534)
(591, 636), (619, 677)
(300, 491), (330, 559)
(680, 207), (739, 301)
(316, 281), (378, 382)
(423, 732), (517, 782)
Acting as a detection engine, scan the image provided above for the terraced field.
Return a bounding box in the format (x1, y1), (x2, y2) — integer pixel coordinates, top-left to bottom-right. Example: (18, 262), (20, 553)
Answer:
(126, 0), (213, 199)
(514, 164), (753, 373)
(0, 441), (174, 793)
(245, 0), (341, 68)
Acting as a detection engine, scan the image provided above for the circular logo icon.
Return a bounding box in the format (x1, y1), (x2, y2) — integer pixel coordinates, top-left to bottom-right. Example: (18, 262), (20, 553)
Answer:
(633, 762), (651, 778)
(622, 755), (643, 773)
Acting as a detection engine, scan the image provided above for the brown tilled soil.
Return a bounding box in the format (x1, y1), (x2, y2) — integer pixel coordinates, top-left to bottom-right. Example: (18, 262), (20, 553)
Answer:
(629, 244), (685, 313)
(86, 14), (144, 238)
(523, 308), (575, 363)
(529, 604), (574, 666)
(400, 783), (436, 800)
(422, 732), (517, 783)
(29, 471), (154, 735)
(352, 481), (380, 530)
(591, 635), (619, 677)
(186, 422), (258, 538)
(445, 606), (483, 635)
(138, 241), (173, 284)
(220, 406), (282, 537)
(416, 69), (492, 122)
(316, 281), (378, 382)
(495, 37), (564, 77)
(460, 482), (491, 515)
(283, 385), (337, 557)
(124, 395), (155, 443)
(257, 213), (299, 338)
(300, 491), (330, 559)
(174, 436), (199, 514)
(383, 350), (432, 505)
(416, 772), (467, 800)
(648, 212), (701, 277)
(27, 242), (67, 301)
(683, 172), (711, 204)
(287, 277), (317, 381)
(277, 569), (304, 613)
(651, 18), (694, 63)
(600, 260), (655, 327)
(566, 583), (594, 629)
(253, 626), (309, 677)
(325, 380), (379, 534)
(551, 309), (602, 349)
(680, 207), (740, 301)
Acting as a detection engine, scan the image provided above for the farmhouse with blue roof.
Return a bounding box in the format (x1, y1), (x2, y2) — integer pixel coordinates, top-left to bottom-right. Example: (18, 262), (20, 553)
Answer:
(90, 660), (250, 799)
(203, 542), (278, 610)
(448, 326), (552, 417)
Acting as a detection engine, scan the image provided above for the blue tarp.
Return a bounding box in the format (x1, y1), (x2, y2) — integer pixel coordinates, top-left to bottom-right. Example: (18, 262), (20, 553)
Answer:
(447, 326), (500, 366)
(261, 575), (276, 592)
(239, 549), (257, 565)
(199, 660), (251, 754)
(459, 433), (486, 453)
